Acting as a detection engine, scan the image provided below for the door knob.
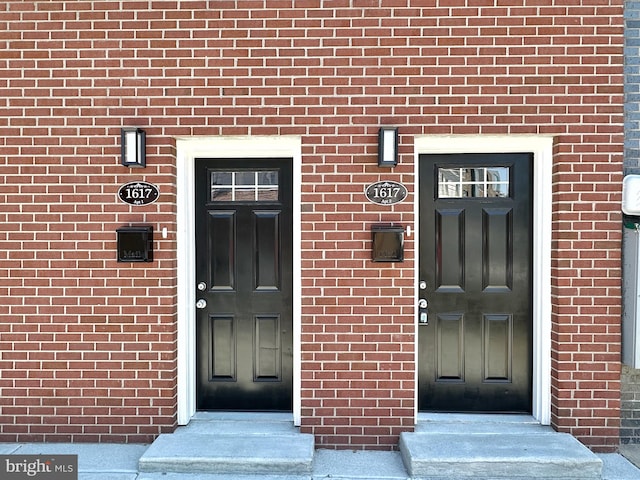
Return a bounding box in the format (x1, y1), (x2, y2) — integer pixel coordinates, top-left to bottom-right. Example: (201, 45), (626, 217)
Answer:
(196, 299), (207, 309)
(418, 299), (427, 309)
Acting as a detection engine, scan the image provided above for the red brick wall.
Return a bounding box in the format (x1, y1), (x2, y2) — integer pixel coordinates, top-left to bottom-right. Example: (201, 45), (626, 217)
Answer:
(0, 1), (623, 450)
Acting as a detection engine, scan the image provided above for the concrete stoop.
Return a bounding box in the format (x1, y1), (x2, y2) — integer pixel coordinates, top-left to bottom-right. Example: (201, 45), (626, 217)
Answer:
(399, 414), (603, 480)
(138, 412), (616, 479)
(138, 412), (315, 476)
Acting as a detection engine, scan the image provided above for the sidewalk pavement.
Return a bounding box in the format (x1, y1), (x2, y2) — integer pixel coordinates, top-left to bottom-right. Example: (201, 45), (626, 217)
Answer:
(2, 442), (640, 480)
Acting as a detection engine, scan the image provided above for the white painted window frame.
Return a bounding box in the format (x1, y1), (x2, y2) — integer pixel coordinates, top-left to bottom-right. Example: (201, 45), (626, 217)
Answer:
(175, 136), (303, 426)
(413, 135), (553, 425)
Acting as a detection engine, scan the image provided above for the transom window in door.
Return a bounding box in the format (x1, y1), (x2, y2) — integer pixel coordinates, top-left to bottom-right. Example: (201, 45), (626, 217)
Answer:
(438, 167), (510, 198)
(210, 170), (279, 202)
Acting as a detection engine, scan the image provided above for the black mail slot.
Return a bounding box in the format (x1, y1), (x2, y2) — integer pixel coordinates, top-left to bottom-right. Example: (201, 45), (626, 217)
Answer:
(117, 226), (153, 262)
(371, 225), (404, 262)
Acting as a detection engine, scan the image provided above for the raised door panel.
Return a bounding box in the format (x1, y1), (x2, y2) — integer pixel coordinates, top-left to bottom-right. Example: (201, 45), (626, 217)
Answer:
(254, 211), (281, 291)
(482, 314), (512, 382)
(436, 209), (465, 293)
(210, 316), (236, 380)
(254, 315), (281, 381)
(436, 313), (465, 382)
(482, 208), (513, 293)
(208, 211), (236, 291)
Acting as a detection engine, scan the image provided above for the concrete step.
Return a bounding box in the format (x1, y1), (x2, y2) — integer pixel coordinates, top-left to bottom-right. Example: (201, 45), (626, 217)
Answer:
(399, 414), (603, 480)
(138, 414), (315, 476)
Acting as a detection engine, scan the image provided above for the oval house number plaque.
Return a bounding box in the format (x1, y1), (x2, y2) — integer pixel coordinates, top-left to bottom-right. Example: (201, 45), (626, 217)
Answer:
(365, 181), (408, 205)
(118, 181), (160, 206)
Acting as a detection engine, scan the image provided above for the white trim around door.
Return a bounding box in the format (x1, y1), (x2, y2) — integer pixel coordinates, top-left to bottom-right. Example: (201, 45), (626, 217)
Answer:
(414, 135), (553, 425)
(176, 136), (303, 426)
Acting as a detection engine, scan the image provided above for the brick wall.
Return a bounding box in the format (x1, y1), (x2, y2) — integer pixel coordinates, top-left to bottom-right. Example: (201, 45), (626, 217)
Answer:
(0, 1), (624, 450)
(623, 0), (640, 445)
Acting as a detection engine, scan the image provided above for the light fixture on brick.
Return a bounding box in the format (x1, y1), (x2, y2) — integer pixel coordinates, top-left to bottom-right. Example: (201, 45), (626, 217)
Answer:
(378, 127), (398, 167)
(121, 127), (146, 168)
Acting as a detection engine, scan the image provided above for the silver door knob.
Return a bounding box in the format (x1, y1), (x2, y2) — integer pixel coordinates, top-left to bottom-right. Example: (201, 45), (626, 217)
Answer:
(418, 299), (428, 309)
(196, 299), (207, 309)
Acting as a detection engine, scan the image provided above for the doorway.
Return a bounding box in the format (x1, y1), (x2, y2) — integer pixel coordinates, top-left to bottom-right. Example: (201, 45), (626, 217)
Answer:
(177, 136), (302, 425)
(418, 153), (533, 412)
(194, 158), (294, 411)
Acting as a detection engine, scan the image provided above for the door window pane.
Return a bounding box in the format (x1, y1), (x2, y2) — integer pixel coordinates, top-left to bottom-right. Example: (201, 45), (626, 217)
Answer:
(210, 170), (279, 202)
(234, 188), (256, 201)
(212, 172), (232, 185)
(211, 188), (233, 201)
(258, 187), (279, 201)
(258, 171), (278, 185)
(438, 167), (510, 198)
(235, 171), (256, 185)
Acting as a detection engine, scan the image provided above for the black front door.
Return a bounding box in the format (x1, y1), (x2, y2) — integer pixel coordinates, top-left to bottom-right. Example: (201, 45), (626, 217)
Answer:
(418, 153), (533, 412)
(195, 158), (293, 411)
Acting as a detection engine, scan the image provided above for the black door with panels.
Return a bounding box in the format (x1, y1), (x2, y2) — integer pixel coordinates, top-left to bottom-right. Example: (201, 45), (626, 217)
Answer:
(418, 153), (533, 412)
(195, 158), (293, 411)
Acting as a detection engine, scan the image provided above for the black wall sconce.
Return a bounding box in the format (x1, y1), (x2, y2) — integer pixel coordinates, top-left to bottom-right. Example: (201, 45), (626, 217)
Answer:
(121, 128), (146, 168)
(378, 127), (398, 167)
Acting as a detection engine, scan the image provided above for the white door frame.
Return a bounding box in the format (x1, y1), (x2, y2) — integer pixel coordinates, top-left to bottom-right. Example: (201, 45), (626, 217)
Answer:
(414, 135), (553, 425)
(175, 136), (303, 426)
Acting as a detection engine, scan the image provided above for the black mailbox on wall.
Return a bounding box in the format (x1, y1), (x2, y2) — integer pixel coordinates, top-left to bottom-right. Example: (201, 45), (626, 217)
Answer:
(117, 226), (153, 262)
(371, 225), (404, 262)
